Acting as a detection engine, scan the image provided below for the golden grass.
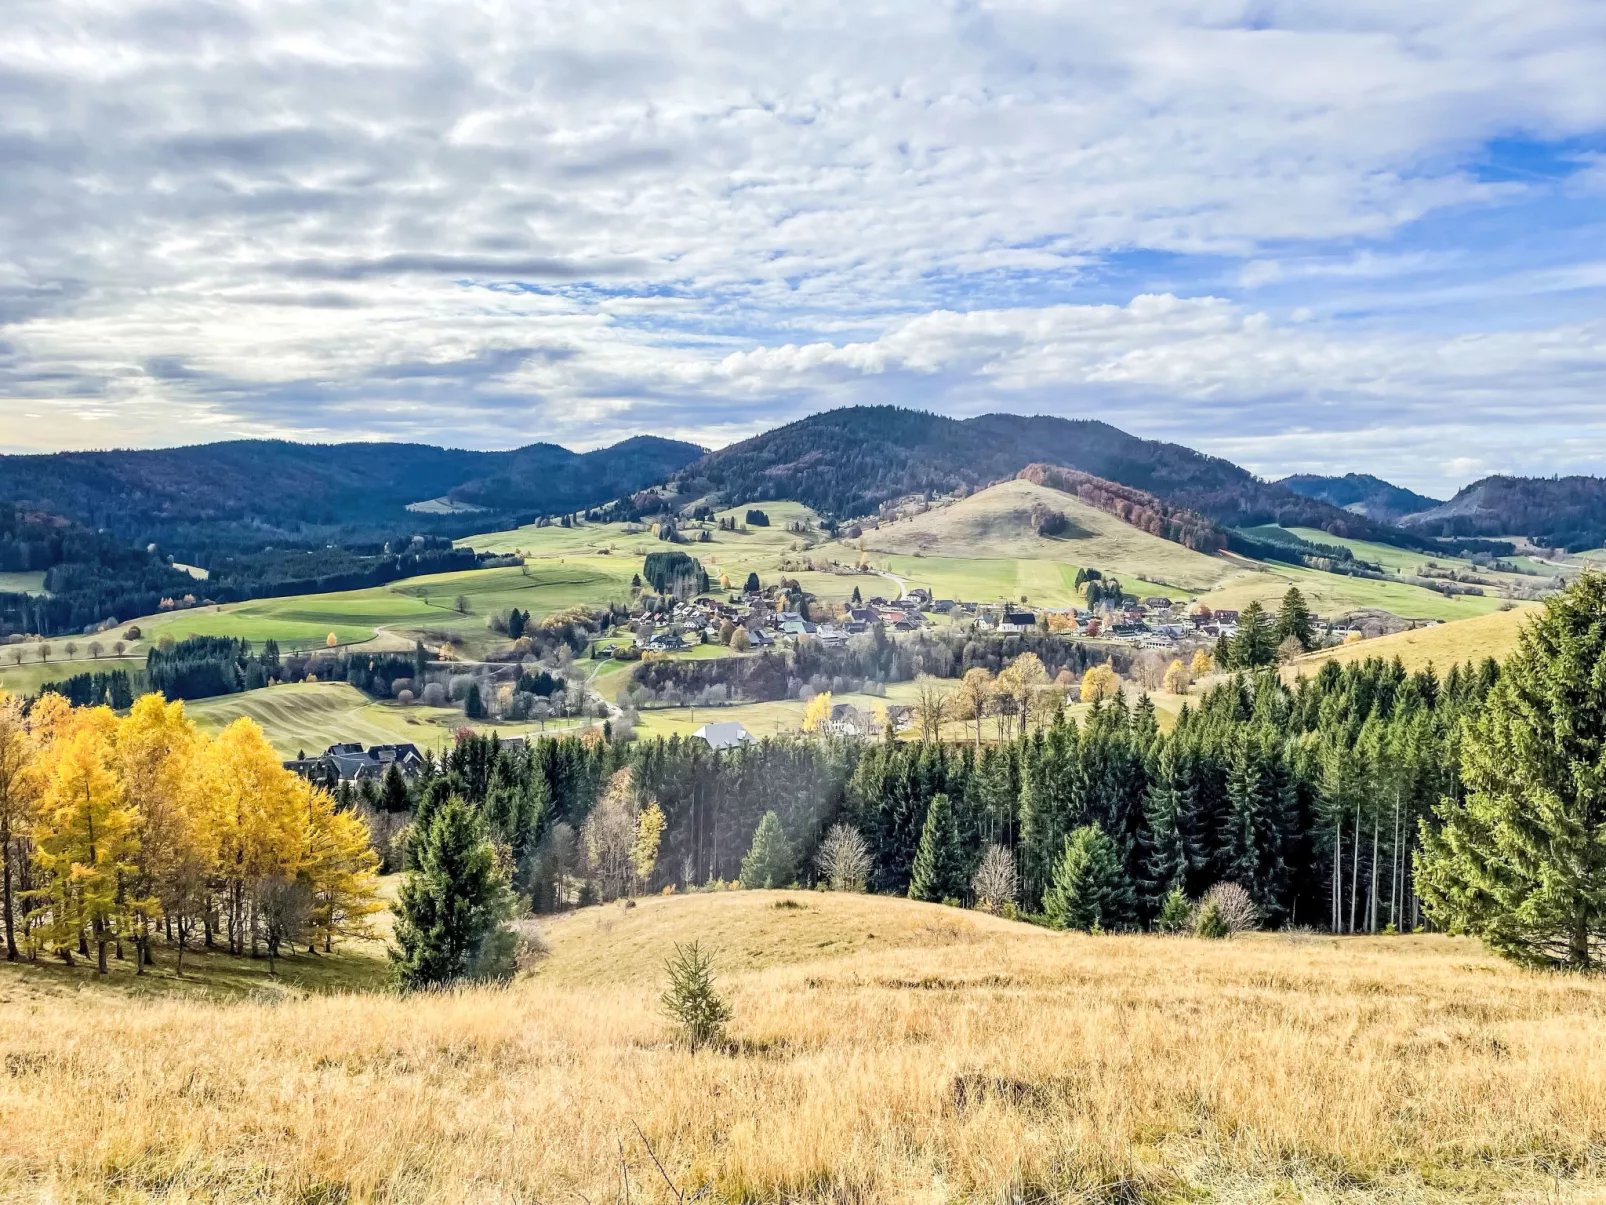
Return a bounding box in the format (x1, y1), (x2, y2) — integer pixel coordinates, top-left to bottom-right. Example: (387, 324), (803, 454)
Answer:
(2, 890), (1605, 1203)
(1293, 606), (1537, 675)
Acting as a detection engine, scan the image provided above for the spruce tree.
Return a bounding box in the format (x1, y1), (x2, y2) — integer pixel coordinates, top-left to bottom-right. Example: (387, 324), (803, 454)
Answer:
(1418, 576), (1606, 969)
(465, 682), (485, 720)
(1141, 741), (1200, 910)
(1273, 586), (1315, 652)
(1231, 601), (1277, 668)
(1042, 823), (1134, 931)
(739, 811), (794, 888)
(391, 798), (514, 988)
(379, 763), (411, 814)
(1220, 726), (1293, 926)
(908, 793), (965, 902)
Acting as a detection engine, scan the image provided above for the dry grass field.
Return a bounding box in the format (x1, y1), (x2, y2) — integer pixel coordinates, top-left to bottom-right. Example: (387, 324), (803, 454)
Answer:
(1293, 606), (1536, 675)
(2, 890), (1604, 1204)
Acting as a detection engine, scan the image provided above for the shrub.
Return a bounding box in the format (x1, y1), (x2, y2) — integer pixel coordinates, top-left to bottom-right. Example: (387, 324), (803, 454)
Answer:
(1154, 886), (1192, 933)
(660, 940), (731, 1053)
(1194, 899), (1231, 939)
(814, 823), (871, 892)
(421, 682), (448, 707)
(970, 844), (1018, 914)
(1195, 882), (1259, 937)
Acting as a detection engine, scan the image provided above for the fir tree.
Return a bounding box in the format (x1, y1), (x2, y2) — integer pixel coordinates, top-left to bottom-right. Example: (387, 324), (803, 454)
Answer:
(379, 763), (411, 814)
(1141, 741), (1200, 910)
(1230, 601), (1278, 669)
(391, 797), (514, 987)
(908, 793), (966, 902)
(465, 682), (485, 720)
(1273, 586), (1315, 651)
(1417, 576), (1606, 969)
(1042, 823), (1133, 932)
(738, 810), (794, 888)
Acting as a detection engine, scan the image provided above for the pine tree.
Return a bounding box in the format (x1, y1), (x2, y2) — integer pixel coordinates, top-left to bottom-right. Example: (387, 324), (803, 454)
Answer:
(738, 810), (794, 888)
(465, 682), (485, 720)
(908, 793), (965, 902)
(1220, 726), (1293, 926)
(1042, 823), (1133, 932)
(1417, 576), (1606, 969)
(391, 797), (514, 987)
(1273, 586), (1315, 652)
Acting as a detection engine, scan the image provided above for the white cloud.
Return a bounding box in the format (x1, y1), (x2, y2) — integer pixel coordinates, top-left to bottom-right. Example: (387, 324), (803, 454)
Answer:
(1, 0), (1605, 490)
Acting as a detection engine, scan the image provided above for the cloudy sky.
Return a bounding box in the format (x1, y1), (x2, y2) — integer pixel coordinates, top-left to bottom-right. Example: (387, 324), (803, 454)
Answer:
(3, 0), (1604, 495)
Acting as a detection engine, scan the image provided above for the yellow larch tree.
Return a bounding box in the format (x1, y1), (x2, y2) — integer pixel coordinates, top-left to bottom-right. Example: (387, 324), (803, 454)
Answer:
(205, 718), (310, 956)
(1163, 659), (1190, 695)
(1081, 662), (1121, 705)
(0, 691), (42, 961)
(954, 667), (994, 747)
(301, 782), (382, 952)
(31, 715), (140, 972)
(114, 695), (212, 974)
(1190, 648), (1213, 677)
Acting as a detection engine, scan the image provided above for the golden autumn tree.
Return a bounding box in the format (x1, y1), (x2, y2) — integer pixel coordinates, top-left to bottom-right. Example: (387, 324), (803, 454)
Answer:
(114, 695), (213, 974)
(1081, 662), (1121, 705)
(31, 713), (141, 972)
(954, 667), (994, 747)
(802, 691), (833, 733)
(301, 782), (382, 953)
(0, 691), (42, 961)
(205, 717), (310, 957)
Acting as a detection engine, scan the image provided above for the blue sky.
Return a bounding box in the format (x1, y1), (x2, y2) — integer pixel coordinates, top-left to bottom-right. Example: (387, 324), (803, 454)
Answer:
(2, 0), (1605, 497)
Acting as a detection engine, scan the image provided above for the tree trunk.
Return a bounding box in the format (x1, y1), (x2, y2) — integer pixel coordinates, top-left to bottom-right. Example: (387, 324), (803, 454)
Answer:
(1389, 788), (1401, 930)
(1331, 813), (1341, 934)
(1349, 801), (1362, 933)
(2, 841), (16, 962)
(1368, 812), (1379, 933)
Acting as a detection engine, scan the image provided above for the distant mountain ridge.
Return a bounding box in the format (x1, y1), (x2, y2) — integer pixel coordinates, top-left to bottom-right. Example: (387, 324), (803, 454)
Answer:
(1400, 475), (1606, 550)
(0, 435), (702, 552)
(673, 406), (1421, 546)
(1278, 473), (1441, 523)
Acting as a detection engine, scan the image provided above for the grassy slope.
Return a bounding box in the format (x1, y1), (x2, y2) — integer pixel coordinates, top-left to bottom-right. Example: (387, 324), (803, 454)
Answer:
(0, 653), (144, 696)
(184, 681), (596, 759)
(1292, 605), (1536, 675)
(3, 890), (1603, 1203)
(0, 570), (46, 595)
(857, 479), (1235, 591)
(1197, 557), (1508, 620)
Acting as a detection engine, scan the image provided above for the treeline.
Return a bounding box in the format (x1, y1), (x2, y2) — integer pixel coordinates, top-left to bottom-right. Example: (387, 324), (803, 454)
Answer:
(146, 636), (425, 702)
(0, 693), (379, 970)
(1019, 464), (1227, 553)
(188, 539), (477, 600)
(641, 551), (709, 597)
(38, 670), (135, 710)
(361, 652), (1492, 938)
(624, 630), (1132, 708)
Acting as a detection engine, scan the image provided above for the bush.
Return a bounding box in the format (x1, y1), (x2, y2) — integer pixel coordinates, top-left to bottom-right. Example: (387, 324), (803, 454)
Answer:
(421, 682), (447, 707)
(1194, 899), (1231, 939)
(1195, 882), (1259, 937)
(660, 940), (731, 1053)
(1154, 886), (1192, 933)
(814, 823), (871, 892)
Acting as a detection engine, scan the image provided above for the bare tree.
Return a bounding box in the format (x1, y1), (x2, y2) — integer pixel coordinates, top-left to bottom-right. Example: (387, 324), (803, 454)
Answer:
(37, 643), (50, 664)
(814, 823), (871, 892)
(583, 769), (640, 901)
(113, 641), (126, 657)
(87, 641), (103, 661)
(1196, 882), (1260, 936)
(954, 667), (993, 746)
(971, 845), (1018, 913)
(911, 675), (952, 742)
(63, 641), (78, 660)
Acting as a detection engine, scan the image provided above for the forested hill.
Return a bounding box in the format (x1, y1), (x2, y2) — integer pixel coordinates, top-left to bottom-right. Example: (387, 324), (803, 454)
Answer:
(674, 406), (1417, 543)
(0, 434), (701, 552)
(1399, 475), (1606, 550)
(1278, 473), (1441, 523)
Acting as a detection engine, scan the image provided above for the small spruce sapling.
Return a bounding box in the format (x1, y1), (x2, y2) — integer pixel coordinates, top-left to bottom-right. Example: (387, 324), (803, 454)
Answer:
(661, 940), (732, 1053)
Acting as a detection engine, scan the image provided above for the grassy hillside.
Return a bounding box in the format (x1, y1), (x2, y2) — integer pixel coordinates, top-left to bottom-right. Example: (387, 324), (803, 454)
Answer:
(0, 570), (46, 595)
(1293, 605), (1536, 674)
(859, 479), (1234, 590)
(184, 680), (592, 758)
(1198, 558), (1508, 620)
(3, 889), (1603, 1203)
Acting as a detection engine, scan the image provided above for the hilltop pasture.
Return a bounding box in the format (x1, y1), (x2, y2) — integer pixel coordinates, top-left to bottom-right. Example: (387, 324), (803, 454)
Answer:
(2, 889), (1602, 1203)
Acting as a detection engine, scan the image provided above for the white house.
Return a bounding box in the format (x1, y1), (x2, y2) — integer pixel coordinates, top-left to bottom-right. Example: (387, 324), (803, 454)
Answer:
(691, 721), (754, 751)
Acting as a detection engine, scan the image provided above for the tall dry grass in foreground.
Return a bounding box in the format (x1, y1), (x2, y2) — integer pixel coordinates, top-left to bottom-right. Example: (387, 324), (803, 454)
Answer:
(3, 891), (1605, 1203)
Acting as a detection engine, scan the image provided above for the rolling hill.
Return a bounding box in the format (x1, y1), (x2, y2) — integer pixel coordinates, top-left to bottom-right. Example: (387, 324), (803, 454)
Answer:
(0, 434), (703, 552)
(1400, 474), (1606, 549)
(1279, 472), (1441, 522)
(4, 888), (1601, 1203)
(858, 478), (1236, 590)
(673, 406), (1424, 544)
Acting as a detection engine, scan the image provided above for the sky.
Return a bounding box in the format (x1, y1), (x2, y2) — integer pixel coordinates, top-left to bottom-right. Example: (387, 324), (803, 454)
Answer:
(2, 1), (1604, 497)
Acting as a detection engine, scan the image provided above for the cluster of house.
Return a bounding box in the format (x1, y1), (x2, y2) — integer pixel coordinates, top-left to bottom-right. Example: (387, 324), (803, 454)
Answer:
(631, 586), (939, 653)
(284, 741), (427, 785)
